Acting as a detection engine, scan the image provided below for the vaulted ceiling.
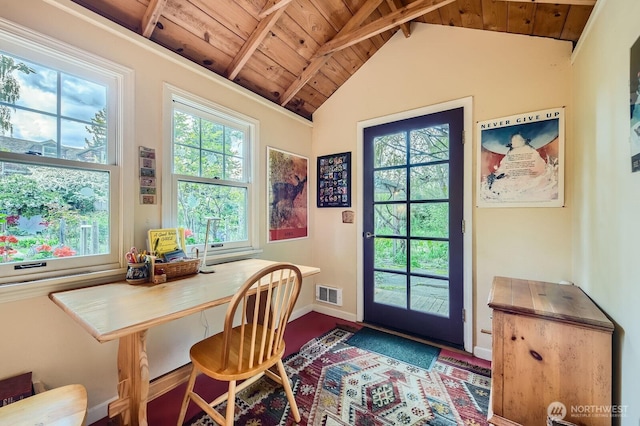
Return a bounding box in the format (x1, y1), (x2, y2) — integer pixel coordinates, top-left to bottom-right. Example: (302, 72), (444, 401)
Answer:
(71, 0), (595, 121)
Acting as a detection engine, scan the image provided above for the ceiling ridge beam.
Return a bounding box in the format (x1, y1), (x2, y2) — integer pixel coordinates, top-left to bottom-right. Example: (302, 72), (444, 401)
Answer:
(141, 0), (168, 38)
(314, 0), (456, 58)
(279, 0), (384, 106)
(226, 0), (292, 81)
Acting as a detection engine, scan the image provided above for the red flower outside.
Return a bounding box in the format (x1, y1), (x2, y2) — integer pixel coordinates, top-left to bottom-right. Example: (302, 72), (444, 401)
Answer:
(0, 235), (18, 244)
(36, 244), (52, 252)
(54, 246), (77, 257)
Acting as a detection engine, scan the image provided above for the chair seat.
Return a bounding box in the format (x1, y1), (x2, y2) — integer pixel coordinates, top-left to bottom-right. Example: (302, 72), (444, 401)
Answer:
(191, 324), (285, 381)
(0, 384), (87, 426)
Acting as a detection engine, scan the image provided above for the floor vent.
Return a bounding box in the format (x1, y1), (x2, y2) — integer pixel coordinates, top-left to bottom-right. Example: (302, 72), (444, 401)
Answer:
(316, 284), (342, 306)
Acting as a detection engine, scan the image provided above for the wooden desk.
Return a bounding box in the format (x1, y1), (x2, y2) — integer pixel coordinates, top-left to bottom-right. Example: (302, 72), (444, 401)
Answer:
(50, 259), (320, 426)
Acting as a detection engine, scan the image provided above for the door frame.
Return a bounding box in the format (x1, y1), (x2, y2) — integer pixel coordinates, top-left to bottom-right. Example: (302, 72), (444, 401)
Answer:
(356, 96), (474, 353)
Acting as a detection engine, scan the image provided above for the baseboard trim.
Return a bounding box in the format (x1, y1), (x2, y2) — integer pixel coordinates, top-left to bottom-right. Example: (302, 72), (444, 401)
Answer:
(473, 345), (492, 361)
(87, 397), (115, 425)
(290, 304), (313, 322)
(311, 304), (357, 322)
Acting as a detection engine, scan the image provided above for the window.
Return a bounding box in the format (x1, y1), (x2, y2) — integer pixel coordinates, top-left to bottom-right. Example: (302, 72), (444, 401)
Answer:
(164, 86), (258, 261)
(0, 21), (131, 285)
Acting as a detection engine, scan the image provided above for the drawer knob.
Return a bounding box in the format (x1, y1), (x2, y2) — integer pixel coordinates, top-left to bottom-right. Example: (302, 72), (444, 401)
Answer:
(529, 350), (543, 361)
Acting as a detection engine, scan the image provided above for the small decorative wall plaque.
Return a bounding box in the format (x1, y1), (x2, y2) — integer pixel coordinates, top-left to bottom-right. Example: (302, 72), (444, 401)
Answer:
(139, 146), (157, 204)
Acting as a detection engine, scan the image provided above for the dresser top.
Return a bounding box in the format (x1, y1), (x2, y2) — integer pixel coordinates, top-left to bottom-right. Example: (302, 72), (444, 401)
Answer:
(488, 276), (614, 332)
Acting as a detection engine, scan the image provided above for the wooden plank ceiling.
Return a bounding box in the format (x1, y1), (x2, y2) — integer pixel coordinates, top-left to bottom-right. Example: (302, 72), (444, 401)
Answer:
(71, 0), (595, 121)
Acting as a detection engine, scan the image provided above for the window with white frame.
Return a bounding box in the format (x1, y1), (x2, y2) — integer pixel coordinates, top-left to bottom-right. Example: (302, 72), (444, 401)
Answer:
(0, 21), (130, 285)
(165, 87), (258, 260)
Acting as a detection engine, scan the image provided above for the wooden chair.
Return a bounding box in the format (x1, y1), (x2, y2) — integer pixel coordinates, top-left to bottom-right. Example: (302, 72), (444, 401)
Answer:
(177, 263), (303, 426)
(0, 384), (88, 426)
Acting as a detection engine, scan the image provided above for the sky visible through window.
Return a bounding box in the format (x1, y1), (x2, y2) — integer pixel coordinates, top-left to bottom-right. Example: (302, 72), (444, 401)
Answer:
(3, 52), (107, 149)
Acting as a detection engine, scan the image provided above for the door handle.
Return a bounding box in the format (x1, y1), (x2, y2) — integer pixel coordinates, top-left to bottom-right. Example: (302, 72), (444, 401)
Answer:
(364, 232), (375, 239)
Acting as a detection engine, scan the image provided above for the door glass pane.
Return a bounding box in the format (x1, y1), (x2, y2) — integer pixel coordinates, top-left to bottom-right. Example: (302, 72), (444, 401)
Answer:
(409, 125), (449, 163)
(410, 164), (449, 200)
(410, 276), (449, 317)
(410, 202), (449, 238)
(374, 169), (406, 201)
(374, 237), (406, 271)
(410, 240), (449, 276)
(374, 205), (406, 236)
(374, 271), (406, 308)
(374, 133), (405, 167)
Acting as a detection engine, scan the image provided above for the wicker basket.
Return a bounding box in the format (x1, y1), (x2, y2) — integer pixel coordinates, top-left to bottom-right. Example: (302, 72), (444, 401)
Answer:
(157, 258), (201, 280)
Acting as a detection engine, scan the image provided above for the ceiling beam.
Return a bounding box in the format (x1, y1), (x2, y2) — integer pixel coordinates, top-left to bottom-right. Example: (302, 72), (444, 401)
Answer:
(386, 0), (412, 38)
(141, 0), (167, 38)
(259, 0), (293, 19)
(496, 0), (596, 4)
(280, 0), (384, 106)
(315, 0), (456, 58)
(226, 0), (292, 81)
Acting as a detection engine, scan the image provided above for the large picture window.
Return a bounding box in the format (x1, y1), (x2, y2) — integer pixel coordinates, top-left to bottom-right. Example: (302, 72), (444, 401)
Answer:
(165, 86), (258, 261)
(0, 21), (130, 286)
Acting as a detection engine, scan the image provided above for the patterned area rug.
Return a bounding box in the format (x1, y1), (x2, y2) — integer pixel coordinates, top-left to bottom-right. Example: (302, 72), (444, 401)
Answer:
(187, 327), (491, 426)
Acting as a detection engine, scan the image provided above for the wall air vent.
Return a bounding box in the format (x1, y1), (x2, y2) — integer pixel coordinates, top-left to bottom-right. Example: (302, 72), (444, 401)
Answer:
(316, 284), (342, 306)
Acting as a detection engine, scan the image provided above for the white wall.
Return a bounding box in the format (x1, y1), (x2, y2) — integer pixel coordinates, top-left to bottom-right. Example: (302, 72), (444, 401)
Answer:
(312, 23), (573, 356)
(572, 0), (640, 422)
(0, 0), (315, 422)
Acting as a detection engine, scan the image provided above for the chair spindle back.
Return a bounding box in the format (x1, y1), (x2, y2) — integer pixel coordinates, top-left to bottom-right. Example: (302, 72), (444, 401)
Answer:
(221, 263), (302, 373)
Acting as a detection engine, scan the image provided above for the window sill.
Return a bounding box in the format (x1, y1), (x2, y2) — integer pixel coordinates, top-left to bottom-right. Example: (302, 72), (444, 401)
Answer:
(0, 268), (127, 304)
(203, 248), (263, 266)
(0, 249), (264, 305)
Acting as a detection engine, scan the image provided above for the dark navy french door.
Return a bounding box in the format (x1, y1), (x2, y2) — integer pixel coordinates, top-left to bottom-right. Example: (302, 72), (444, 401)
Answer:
(362, 107), (464, 347)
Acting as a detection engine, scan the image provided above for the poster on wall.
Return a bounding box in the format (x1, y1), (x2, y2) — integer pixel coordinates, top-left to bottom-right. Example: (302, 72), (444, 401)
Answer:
(317, 151), (351, 208)
(267, 147), (309, 242)
(476, 107), (565, 208)
(630, 35), (640, 172)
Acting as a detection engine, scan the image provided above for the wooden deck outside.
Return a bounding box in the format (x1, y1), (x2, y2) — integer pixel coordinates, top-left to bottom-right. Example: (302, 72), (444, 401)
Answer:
(374, 278), (450, 317)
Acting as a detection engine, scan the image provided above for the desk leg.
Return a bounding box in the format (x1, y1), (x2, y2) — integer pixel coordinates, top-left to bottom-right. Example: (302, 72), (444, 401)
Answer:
(108, 330), (150, 426)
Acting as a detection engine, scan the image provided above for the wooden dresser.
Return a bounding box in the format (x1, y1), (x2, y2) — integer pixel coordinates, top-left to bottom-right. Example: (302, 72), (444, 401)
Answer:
(488, 276), (613, 426)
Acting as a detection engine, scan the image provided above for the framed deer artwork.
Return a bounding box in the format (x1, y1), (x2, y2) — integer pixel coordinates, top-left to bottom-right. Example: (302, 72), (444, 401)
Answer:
(267, 147), (309, 242)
